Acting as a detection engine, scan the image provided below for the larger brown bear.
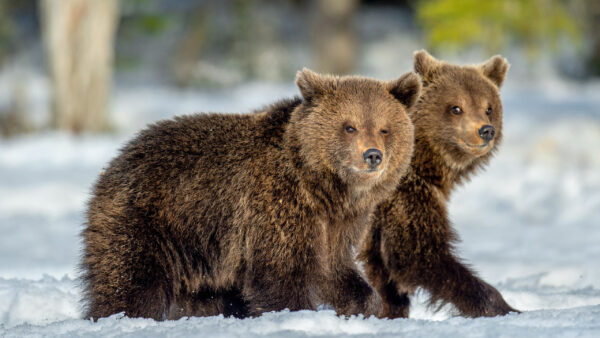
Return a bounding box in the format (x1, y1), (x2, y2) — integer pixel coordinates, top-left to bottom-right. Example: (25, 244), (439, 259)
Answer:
(360, 51), (518, 318)
(81, 69), (421, 320)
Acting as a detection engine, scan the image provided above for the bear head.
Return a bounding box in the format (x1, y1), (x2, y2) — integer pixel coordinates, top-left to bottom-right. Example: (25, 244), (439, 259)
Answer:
(412, 50), (509, 168)
(291, 68), (421, 190)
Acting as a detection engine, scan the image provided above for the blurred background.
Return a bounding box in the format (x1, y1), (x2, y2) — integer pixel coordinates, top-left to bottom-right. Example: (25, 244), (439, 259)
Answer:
(1, 0), (600, 327)
(0, 0), (598, 135)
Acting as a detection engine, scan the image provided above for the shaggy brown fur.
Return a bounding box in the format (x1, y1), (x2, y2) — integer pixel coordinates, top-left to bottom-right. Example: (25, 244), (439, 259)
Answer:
(81, 68), (421, 320)
(360, 51), (518, 318)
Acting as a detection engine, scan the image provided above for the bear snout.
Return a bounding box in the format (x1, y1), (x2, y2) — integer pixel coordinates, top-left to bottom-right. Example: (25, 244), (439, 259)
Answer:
(478, 125), (496, 142)
(363, 148), (383, 168)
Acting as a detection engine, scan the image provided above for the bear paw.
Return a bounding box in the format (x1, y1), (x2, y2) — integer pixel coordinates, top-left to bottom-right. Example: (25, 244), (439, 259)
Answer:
(474, 281), (520, 317)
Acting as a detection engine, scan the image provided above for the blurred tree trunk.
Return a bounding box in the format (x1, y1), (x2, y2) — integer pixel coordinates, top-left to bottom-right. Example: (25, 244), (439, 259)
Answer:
(0, 78), (31, 138)
(40, 0), (119, 134)
(310, 0), (358, 74)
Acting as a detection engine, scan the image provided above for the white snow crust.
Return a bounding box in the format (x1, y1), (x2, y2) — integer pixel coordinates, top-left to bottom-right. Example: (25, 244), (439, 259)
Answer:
(1, 78), (599, 336)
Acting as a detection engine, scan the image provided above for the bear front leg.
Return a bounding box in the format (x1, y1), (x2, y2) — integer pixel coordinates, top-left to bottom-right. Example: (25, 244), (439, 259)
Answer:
(360, 224), (410, 319)
(242, 254), (321, 316)
(415, 253), (519, 318)
(379, 282), (410, 318)
(166, 288), (249, 319)
(325, 267), (382, 317)
(242, 271), (318, 316)
(379, 194), (519, 318)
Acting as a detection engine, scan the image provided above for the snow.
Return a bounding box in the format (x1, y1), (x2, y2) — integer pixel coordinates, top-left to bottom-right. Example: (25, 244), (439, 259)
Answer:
(1, 78), (600, 336)
(1, 306), (598, 338)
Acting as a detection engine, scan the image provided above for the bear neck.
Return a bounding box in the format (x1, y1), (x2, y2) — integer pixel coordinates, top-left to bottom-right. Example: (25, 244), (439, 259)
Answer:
(409, 135), (494, 200)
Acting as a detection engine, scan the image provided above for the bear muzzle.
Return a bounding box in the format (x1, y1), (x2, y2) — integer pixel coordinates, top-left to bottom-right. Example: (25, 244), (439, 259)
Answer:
(478, 125), (495, 142)
(363, 148), (383, 169)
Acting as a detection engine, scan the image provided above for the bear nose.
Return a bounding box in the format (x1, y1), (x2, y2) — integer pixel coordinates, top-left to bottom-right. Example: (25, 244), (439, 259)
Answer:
(363, 148), (383, 168)
(478, 125), (495, 142)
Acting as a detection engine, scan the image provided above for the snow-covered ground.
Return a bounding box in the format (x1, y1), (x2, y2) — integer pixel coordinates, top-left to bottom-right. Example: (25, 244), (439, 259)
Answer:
(1, 78), (600, 337)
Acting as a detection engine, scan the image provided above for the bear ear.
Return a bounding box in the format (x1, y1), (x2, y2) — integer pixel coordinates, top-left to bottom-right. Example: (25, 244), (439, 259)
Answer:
(386, 71), (422, 109)
(295, 68), (335, 101)
(413, 50), (441, 82)
(479, 55), (510, 88)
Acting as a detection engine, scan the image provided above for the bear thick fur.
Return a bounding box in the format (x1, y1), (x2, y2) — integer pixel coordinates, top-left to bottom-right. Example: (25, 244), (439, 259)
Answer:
(81, 69), (421, 320)
(360, 51), (518, 318)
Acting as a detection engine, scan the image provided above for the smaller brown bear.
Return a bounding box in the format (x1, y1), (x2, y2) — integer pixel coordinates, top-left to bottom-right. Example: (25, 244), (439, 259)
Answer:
(81, 69), (421, 320)
(360, 51), (518, 318)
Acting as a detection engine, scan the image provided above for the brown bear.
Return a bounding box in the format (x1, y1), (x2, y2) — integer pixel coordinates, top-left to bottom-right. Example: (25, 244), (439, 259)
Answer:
(360, 51), (518, 318)
(81, 68), (421, 320)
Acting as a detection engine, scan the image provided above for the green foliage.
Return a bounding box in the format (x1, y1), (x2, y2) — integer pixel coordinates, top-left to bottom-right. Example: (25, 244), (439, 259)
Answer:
(120, 0), (174, 37)
(131, 14), (171, 35)
(414, 0), (581, 55)
(116, 0), (175, 71)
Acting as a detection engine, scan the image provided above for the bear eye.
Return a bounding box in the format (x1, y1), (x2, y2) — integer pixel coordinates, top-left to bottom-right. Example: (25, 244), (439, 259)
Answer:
(451, 106), (462, 115)
(345, 126), (356, 133)
(380, 129), (389, 135)
(486, 107), (492, 115)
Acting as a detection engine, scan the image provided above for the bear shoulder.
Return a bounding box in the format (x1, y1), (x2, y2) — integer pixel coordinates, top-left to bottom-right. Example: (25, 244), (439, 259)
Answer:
(111, 97), (303, 167)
